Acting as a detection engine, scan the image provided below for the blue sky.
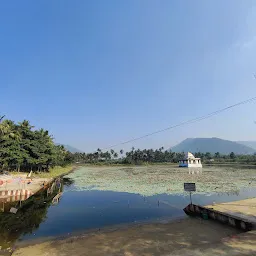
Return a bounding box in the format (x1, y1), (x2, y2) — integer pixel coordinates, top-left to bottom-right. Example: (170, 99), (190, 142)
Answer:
(1, 1), (256, 152)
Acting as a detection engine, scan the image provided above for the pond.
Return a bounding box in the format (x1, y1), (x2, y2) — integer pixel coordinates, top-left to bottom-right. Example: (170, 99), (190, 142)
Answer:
(0, 166), (255, 253)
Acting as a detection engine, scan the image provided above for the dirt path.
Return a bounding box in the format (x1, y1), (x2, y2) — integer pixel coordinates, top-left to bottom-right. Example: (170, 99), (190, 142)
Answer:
(12, 218), (256, 256)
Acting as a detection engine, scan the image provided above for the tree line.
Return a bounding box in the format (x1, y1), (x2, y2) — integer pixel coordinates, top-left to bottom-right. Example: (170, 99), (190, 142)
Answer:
(0, 116), (73, 172)
(1, 116), (255, 172)
(71, 147), (186, 164)
(194, 151), (256, 163)
(71, 148), (256, 165)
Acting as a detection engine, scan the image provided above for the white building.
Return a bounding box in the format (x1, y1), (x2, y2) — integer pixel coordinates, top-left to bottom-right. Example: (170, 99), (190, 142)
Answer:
(179, 152), (202, 168)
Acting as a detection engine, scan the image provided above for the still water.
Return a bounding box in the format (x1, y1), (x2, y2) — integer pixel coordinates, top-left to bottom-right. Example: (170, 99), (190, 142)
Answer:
(0, 176), (255, 251)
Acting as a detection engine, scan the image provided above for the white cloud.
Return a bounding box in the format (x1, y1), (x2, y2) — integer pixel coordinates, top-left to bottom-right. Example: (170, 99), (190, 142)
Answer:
(235, 35), (256, 49)
(242, 35), (256, 48)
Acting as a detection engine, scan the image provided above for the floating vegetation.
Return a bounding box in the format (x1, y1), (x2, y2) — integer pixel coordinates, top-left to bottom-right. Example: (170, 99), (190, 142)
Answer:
(65, 166), (256, 196)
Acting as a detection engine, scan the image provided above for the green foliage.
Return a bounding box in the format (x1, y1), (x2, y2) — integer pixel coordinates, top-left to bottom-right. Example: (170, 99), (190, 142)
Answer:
(72, 148), (186, 165)
(34, 165), (74, 178)
(0, 117), (73, 172)
(72, 148), (256, 165)
(230, 152), (235, 159)
(2, 116), (255, 169)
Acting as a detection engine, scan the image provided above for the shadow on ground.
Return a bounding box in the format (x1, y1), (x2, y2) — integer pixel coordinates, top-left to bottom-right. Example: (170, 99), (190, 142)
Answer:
(12, 218), (256, 256)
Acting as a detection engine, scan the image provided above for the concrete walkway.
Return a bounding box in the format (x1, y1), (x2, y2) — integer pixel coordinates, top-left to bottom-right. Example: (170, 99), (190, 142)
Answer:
(205, 198), (256, 226)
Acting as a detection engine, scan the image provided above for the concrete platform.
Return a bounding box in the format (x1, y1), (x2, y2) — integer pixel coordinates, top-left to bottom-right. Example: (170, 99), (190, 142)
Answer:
(205, 198), (256, 226)
(0, 176), (51, 204)
(184, 198), (256, 231)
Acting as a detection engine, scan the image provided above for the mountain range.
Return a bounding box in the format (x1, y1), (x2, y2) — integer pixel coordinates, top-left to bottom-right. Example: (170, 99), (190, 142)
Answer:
(236, 141), (256, 151)
(57, 138), (256, 155)
(171, 138), (256, 155)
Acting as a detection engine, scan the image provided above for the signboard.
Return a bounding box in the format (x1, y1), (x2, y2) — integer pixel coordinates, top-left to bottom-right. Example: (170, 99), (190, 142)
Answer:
(184, 183), (196, 192)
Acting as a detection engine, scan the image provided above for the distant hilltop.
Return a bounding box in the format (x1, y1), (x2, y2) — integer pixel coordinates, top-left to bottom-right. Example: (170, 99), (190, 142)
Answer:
(56, 143), (82, 153)
(171, 138), (256, 155)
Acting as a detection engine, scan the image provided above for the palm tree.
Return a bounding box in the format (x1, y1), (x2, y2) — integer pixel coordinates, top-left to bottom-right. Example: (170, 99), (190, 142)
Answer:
(0, 116), (72, 172)
(230, 152), (236, 159)
(105, 151), (111, 160)
(0, 119), (20, 140)
(0, 118), (10, 136)
(0, 115), (4, 137)
(19, 120), (34, 129)
(215, 152), (220, 158)
(159, 147), (164, 152)
(205, 152), (212, 160)
(97, 148), (102, 159)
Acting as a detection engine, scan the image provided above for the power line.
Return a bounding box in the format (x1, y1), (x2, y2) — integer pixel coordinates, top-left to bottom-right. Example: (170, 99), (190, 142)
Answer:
(102, 96), (256, 150)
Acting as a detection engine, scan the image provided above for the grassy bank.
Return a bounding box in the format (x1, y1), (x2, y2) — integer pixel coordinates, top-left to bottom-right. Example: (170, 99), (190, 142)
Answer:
(33, 165), (76, 179)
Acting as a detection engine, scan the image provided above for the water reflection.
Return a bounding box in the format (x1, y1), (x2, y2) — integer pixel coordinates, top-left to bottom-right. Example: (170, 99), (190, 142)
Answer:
(62, 177), (75, 187)
(0, 179), (63, 251)
(0, 177), (255, 254)
(188, 168), (203, 175)
(216, 190), (240, 196)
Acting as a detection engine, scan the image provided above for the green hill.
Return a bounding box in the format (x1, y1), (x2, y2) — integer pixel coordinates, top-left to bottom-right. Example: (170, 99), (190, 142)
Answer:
(171, 138), (255, 155)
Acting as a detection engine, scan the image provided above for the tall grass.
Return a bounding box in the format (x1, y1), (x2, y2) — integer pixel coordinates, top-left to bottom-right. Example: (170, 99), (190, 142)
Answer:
(34, 165), (74, 178)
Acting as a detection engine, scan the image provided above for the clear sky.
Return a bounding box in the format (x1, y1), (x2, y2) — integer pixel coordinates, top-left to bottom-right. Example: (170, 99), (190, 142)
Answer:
(1, 1), (256, 152)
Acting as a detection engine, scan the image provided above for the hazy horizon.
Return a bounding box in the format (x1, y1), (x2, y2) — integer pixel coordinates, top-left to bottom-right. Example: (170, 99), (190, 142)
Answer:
(1, 1), (256, 152)
(58, 137), (256, 153)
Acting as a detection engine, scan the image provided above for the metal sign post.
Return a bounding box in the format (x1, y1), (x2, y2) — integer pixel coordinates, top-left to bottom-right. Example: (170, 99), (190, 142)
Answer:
(184, 183), (196, 205)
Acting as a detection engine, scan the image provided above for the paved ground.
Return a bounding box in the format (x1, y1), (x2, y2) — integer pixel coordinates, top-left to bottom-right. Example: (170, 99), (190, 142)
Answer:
(0, 175), (51, 204)
(0, 174), (50, 193)
(206, 198), (256, 225)
(12, 217), (256, 256)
